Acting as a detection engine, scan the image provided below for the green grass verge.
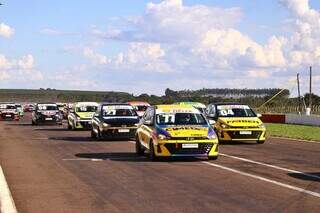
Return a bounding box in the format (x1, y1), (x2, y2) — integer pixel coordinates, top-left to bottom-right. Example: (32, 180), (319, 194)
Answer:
(266, 123), (320, 142)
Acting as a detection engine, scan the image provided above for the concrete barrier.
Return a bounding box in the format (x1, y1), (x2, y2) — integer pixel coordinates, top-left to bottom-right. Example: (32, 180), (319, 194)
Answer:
(285, 114), (320, 126)
(261, 114), (285, 123)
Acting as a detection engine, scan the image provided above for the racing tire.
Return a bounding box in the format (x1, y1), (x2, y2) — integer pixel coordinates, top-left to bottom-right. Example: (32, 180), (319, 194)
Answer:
(149, 141), (157, 161)
(257, 140), (265, 144)
(31, 120), (36, 126)
(135, 135), (145, 156)
(68, 122), (72, 130)
(91, 129), (97, 139)
(208, 156), (218, 160)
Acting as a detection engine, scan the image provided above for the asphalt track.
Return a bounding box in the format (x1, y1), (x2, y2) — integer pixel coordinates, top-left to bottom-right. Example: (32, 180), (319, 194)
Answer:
(0, 114), (319, 213)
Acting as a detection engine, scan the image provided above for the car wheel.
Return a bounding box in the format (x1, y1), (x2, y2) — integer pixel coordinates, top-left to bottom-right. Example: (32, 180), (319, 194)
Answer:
(257, 140), (265, 144)
(68, 122), (72, 130)
(91, 129), (97, 139)
(149, 141), (157, 161)
(135, 135), (145, 156)
(32, 120), (36, 125)
(208, 156), (218, 160)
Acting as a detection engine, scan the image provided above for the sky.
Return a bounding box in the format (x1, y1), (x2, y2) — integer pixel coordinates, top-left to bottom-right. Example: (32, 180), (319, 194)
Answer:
(1, 0), (320, 96)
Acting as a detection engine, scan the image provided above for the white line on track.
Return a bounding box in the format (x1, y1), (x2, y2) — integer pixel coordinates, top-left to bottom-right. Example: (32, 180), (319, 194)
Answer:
(202, 161), (320, 199)
(0, 166), (18, 213)
(220, 153), (320, 180)
(62, 158), (104, 162)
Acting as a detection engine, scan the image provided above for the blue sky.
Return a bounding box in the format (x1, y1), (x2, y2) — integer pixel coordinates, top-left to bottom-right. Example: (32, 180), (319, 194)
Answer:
(1, 0), (320, 95)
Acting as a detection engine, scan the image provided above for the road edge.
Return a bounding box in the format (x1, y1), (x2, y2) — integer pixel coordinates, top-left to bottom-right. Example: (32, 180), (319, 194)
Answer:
(0, 165), (17, 213)
(269, 136), (320, 144)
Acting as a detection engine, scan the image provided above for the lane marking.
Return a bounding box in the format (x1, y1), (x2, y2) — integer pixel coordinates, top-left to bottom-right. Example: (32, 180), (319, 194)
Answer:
(220, 153), (320, 180)
(270, 136), (320, 144)
(62, 158), (104, 162)
(202, 161), (320, 198)
(0, 166), (18, 213)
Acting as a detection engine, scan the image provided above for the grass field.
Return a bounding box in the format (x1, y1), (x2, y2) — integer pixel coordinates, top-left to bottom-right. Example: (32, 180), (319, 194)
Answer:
(266, 123), (320, 142)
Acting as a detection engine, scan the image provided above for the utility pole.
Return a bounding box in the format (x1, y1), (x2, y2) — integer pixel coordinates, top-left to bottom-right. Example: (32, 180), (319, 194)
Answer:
(297, 73), (301, 114)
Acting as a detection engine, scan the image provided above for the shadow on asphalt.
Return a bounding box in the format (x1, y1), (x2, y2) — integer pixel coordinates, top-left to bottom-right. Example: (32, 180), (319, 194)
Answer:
(288, 173), (320, 182)
(7, 123), (33, 126)
(48, 136), (133, 143)
(35, 128), (70, 132)
(49, 136), (94, 142)
(219, 141), (259, 146)
(75, 152), (208, 162)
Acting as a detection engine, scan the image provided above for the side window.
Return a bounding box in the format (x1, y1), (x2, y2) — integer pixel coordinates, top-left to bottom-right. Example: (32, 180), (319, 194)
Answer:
(143, 107), (154, 124)
(206, 105), (216, 117)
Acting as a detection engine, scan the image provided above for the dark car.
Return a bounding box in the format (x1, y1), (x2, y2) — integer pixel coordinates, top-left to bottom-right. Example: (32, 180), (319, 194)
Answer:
(0, 103), (19, 121)
(31, 103), (63, 125)
(91, 103), (140, 140)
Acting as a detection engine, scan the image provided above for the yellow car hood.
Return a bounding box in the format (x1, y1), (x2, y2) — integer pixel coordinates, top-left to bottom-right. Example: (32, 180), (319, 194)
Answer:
(164, 126), (209, 137)
(219, 117), (262, 127)
(76, 112), (95, 119)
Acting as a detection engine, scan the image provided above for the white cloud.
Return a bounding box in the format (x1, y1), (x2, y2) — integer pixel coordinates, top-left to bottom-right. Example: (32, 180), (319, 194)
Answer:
(0, 23), (14, 38)
(83, 47), (109, 65)
(247, 69), (269, 78)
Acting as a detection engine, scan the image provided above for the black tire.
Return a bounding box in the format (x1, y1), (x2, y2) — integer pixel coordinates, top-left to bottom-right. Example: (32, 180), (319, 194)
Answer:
(91, 129), (97, 139)
(208, 156), (218, 160)
(149, 141), (157, 161)
(257, 140), (265, 144)
(32, 120), (36, 126)
(68, 122), (72, 130)
(135, 135), (145, 156)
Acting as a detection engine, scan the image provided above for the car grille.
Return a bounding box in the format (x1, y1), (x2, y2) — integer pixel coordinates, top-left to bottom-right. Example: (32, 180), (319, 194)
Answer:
(164, 143), (213, 155)
(169, 137), (207, 140)
(102, 129), (136, 138)
(226, 131), (262, 139)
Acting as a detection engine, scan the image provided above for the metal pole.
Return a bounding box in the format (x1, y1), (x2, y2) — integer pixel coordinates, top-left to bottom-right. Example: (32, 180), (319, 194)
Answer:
(297, 73), (301, 114)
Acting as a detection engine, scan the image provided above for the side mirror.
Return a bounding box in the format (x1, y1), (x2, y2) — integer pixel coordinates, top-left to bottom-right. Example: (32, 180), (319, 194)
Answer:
(208, 120), (216, 125)
(257, 113), (262, 118)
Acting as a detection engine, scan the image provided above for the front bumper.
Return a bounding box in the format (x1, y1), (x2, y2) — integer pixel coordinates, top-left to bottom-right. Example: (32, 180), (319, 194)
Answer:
(35, 115), (62, 124)
(101, 126), (137, 139)
(153, 139), (219, 157)
(217, 128), (266, 141)
(0, 113), (19, 121)
(74, 119), (92, 129)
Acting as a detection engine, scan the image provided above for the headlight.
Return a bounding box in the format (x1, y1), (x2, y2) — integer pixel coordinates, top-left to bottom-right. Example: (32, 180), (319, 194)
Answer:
(103, 123), (110, 128)
(221, 124), (229, 129)
(158, 134), (168, 140)
(207, 133), (217, 139)
(258, 124), (266, 129)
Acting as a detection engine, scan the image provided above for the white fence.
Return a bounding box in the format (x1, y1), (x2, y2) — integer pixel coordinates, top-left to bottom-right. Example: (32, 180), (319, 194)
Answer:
(285, 114), (320, 126)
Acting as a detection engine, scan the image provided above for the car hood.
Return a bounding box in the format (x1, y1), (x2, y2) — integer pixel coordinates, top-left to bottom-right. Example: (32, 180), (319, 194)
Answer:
(103, 116), (139, 125)
(76, 112), (95, 119)
(158, 125), (210, 138)
(218, 117), (262, 127)
(40, 110), (58, 116)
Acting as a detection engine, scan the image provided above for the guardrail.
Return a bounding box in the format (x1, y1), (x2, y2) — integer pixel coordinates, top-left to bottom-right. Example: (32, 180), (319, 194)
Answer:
(261, 113), (320, 126)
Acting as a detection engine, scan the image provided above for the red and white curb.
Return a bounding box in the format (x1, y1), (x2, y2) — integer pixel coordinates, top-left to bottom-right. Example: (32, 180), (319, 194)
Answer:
(0, 166), (17, 213)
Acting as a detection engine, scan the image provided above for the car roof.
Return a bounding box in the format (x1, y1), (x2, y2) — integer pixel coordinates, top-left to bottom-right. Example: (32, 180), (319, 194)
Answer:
(155, 104), (201, 113)
(74, 102), (99, 106)
(175, 102), (206, 108)
(100, 103), (132, 106)
(128, 101), (150, 106)
(37, 103), (57, 105)
(210, 102), (242, 106)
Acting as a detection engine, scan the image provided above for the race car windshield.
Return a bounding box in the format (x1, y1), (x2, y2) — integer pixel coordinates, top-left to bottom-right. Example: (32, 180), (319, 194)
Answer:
(217, 105), (256, 117)
(38, 105), (58, 111)
(156, 113), (207, 125)
(6, 105), (16, 109)
(76, 106), (97, 112)
(137, 106), (148, 111)
(102, 106), (137, 117)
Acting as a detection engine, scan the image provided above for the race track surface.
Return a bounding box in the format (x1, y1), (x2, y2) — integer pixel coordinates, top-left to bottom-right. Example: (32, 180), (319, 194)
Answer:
(0, 114), (319, 213)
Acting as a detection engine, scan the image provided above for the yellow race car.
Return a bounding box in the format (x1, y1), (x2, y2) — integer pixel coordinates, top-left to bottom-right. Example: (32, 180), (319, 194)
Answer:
(136, 105), (219, 160)
(205, 103), (266, 144)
